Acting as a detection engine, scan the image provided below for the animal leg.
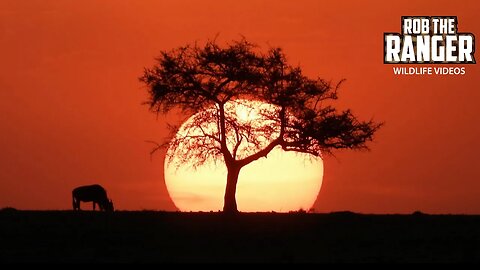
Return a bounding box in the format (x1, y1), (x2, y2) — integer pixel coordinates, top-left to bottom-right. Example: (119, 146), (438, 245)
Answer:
(73, 197), (80, 211)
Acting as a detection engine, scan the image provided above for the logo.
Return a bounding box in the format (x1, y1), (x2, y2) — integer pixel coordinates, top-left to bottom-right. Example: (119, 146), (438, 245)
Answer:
(384, 16), (475, 64)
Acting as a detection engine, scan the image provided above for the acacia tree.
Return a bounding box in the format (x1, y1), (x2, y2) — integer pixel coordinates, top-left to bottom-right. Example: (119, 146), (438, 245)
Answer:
(140, 39), (381, 213)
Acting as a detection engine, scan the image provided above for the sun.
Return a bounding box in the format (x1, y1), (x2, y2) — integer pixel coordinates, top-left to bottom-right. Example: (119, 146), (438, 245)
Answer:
(164, 100), (323, 212)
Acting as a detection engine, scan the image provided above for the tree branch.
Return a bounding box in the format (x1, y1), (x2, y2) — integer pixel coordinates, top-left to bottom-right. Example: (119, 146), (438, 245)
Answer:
(218, 103), (233, 164)
(238, 137), (281, 167)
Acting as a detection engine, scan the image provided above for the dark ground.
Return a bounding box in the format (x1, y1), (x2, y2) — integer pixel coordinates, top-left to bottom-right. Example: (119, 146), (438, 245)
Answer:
(0, 210), (479, 263)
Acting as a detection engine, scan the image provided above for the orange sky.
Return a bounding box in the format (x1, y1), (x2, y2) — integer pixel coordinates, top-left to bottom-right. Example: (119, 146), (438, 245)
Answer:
(1, 0), (479, 213)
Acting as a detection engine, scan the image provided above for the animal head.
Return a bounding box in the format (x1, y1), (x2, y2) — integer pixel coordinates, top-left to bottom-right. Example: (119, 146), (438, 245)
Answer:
(105, 199), (114, 212)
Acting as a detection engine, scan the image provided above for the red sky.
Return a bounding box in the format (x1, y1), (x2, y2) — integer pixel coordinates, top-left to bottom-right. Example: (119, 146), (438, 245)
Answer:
(1, 0), (479, 213)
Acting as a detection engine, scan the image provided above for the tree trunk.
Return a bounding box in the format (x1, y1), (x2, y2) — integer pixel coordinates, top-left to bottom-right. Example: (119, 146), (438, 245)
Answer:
(223, 165), (241, 214)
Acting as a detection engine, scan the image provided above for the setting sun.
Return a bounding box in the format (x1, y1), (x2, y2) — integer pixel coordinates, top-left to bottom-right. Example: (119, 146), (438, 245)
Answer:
(165, 100), (324, 212)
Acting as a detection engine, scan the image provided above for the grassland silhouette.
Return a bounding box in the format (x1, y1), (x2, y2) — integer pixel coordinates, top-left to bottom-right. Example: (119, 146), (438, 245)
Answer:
(1, 210), (480, 262)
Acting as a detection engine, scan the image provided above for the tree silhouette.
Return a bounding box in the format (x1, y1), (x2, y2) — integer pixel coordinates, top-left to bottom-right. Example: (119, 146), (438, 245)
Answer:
(140, 38), (382, 214)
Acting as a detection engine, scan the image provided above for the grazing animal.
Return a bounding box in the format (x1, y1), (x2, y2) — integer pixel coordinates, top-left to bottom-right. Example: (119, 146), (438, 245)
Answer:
(72, 184), (114, 212)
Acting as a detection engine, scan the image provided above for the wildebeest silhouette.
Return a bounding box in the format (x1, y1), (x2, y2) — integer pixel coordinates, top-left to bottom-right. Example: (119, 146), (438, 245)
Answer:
(72, 184), (114, 212)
